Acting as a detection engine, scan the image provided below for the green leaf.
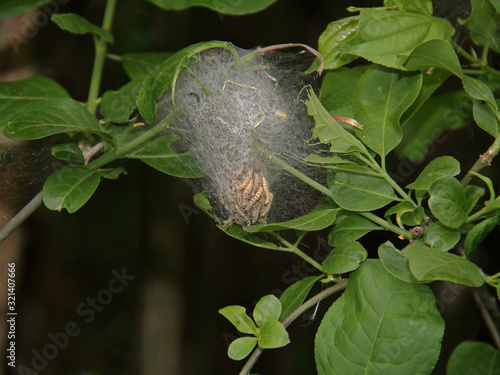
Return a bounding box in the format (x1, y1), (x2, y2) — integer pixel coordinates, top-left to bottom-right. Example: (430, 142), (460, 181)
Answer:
(0, 77), (70, 131)
(137, 40), (236, 123)
(378, 241), (419, 283)
(146, 0), (278, 14)
(258, 320), (290, 349)
(253, 295), (281, 327)
(472, 98), (500, 138)
(463, 76), (499, 114)
(447, 341), (500, 375)
(423, 222), (460, 251)
(98, 167), (126, 180)
(4, 99), (110, 141)
(279, 275), (322, 321)
(121, 52), (173, 79)
(403, 39), (462, 77)
(464, 185), (486, 214)
(385, 201), (425, 226)
(227, 337), (258, 361)
(0, 0), (51, 18)
(428, 176), (467, 228)
(406, 156), (460, 190)
(317, 17), (358, 70)
(322, 241), (367, 274)
(464, 217), (500, 257)
(397, 92), (471, 162)
(51, 139), (84, 163)
(384, 0), (433, 14)
(339, 9), (454, 69)
(130, 135), (204, 178)
(42, 166), (101, 213)
(329, 214), (383, 246)
(245, 209), (338, 233)
(51, 13), (113, 43)
(218, 306), (259, 336)
(331, 172), (399, 211)
(353, 65), (422, 157)
(100, 79), (141, 123)
(307, 89), (368, 155)
(407, 246), (485, 286)
(461, 0), (500, 53)
(315, 260), (444, 374)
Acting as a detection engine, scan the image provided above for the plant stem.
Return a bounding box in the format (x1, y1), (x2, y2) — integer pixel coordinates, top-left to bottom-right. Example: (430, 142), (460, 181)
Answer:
(471, 288), (500, 349)
(461, 139), (500, 187)
(361, 211), (412, 240)
(239, 280), (348, 375)
(270, 232), (323, 272)
(452, 41), (500, 79)
(86, 0), (118, 115)
(0, 192), (43, 245)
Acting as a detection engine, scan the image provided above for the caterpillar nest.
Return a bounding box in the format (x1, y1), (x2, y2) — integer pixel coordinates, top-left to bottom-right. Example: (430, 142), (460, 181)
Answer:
(157, 45), (326, 226)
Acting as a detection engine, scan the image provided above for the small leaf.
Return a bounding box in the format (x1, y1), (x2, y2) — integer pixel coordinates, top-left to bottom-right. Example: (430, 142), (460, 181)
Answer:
(424, 222), (461, 251)
(463, 75), (499, 107)
(131, 135), (204, 178)
(384, 0), (433, 14)
(121, 52), (173, 79)
(51, 139), (84, 163)
(403, 39), (462, 77)
(254, 295), (282, 327)
(385, 201), (424, 226)
(464, 217), (500, 257)
(147, 0), (278, 15)
(227, 337), (258, 361)
(219, 306), (259, 336)
(245, 209), (338, 233)
(407, 246), (485, 286)
(4, 99), (110, 141)
(331, 172), (399, 211)
(472, 98), (500, 138)
(428, 176), (467, 228)
(317, 16), (359, 70)
(447, 341), (500, 375)
(258, 320), (290, 349)
(98, 167), (126, 180)
(460, 0), (500, 53)
(406, 156), (460, 190)
(328, 214), (383, 246)
(100, 79), (141, 123)
(378, 241), (419, 283)
(42, 165), (100, 213)
(279, 275), (322, 321)
(464, 185), (486, 214)
(322, 241), (367, 274)
(51, 13), (113, 43)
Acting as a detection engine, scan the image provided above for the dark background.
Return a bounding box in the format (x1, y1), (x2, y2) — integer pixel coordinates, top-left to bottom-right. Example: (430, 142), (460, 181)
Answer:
(0, 0), (499, 374)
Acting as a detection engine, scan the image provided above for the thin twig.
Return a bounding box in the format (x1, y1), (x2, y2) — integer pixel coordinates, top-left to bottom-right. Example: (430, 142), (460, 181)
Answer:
(471, 288), (500, 349)
(461, 142), (500, 186)
(239, 280), (348, 375)
(0, 192), (43, 245)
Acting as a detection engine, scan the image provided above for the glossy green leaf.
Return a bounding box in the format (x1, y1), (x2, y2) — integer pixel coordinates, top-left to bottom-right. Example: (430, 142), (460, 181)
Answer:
(464, 185), (486, 214)
(378, 241), (419, 283)
(121, 52), (173, 79)
(472, 99), (500, 138)
(98, 167), (126, 180)
(245, 209), (338, 233)
(42, 166), (101, 213)
(461, 0), (500, 53)
(407, 246), (485, 286)
(219, 305), (259, 336)
(279, 275), (322, 321)
(331, 172), (399, 211)
(404, 39), (462, 77)
(406, 156), (460, 190)
(147, 0), (278, 15)
(385, 202), (424, 226)
(138, 40), (236, 123)
(254, 295), (281, 328)
(0, 0), (50, 18)
(397, 91), (471, 162)
(428, 176), (467, 228)
(340, 9), (454, 69)
(322, 241), (367, 274)
(464, 217), (500, 257)
(0, 77), (70, 131)
(315, 260), (444, 375)
(317, 17), (358, 70)
(353, 65), (422, 157)
(100, 79), (141, 123)
(51, 13), (113, 43)
(227, 337), (258, 361)
(258, 320), (290, 349)
(463, 75), (498, 106)
(423, 222), (460, 251)
(307, 89), (368, 155)
(4, 99), (110, 140)
(51, 139), (84, 163)
(130, 135), (204, 178)
(384, 0), (433, 14)
(447, 341), (500, 375)
(328, 215), (383, 246)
